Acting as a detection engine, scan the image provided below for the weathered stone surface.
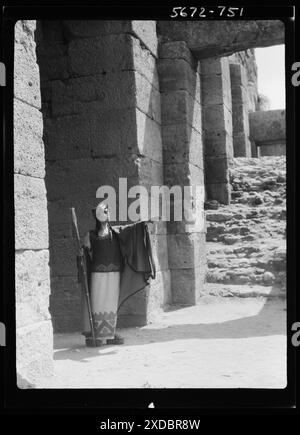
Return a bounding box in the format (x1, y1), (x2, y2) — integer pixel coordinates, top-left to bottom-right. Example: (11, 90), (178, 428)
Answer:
(147, 270), (172, 321)
(14, 99), (45, 178)
(158, 58), (201, 103)
(15, 175), (49, 250)
(15, 250), (51, 328)
(167, 232), (206, 270)
(159, 40), (196, 68)
(50, 289), (82, 332)
(68, 34), (159, 89)
(249, 110), (286, 143)
(36, 42), (69, 81)
(49, 237), (78, 277)
(45, 157), (139, 202)
(204, 131), (233, 158)
(149, 234), (169, 272)
(158, 20), (284, 58)
(205, 157), (231, 183)
(162, 123), (203, 168)
(201, 73), (231, 109)
(171, 266), (206, 305)
(51, 71), (161, 124)
(203, 104), (232, 137)
(16, 320), (53, 385)
(44, 114), (91, 160)
(164, 162), (204, 187)
(14, 22), (41, 109)
(161, 90), (202, 131)
(229, 62), (248, 88)
(63, 20), (158, 56)
(206, 182), (231, 205)
(233, 132), (252, 158)
(259, 142), (286, 156)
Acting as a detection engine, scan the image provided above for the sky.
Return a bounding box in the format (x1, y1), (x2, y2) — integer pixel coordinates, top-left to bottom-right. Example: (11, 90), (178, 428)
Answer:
(255, 44), (285, 110)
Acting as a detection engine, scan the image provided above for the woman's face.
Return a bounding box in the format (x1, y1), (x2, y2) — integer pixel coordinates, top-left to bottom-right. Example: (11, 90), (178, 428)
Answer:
(95, 204), (109, 222)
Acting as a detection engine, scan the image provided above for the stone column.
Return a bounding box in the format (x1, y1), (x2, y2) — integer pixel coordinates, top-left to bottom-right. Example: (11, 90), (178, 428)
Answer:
(230, 63), (251, 157)
(37, 20), (171, 330)
(14, 20), (53, 386)
(201, 57), (233, 204)
(158, 41), (206, 305)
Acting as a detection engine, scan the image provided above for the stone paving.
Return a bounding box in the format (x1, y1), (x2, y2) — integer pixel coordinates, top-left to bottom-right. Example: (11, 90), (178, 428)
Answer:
(40, 295), (286, 389)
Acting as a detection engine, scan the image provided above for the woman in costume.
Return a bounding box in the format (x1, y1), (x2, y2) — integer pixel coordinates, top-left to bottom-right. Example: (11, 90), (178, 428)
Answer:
(80, 202), (156, 347)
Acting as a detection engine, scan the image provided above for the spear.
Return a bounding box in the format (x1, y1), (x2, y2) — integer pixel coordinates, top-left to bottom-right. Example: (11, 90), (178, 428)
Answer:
(71, 207), (97, 347)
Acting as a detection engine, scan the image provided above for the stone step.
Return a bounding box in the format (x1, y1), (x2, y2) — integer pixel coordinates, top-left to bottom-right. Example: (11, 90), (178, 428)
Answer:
(204, 283), (286, 299)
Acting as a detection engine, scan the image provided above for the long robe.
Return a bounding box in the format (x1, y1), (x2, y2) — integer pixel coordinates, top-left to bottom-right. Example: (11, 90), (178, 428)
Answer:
(78, 221), (156, 335)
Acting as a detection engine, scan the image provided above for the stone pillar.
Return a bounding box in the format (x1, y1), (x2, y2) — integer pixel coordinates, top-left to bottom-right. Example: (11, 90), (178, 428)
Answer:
(201, 57), (233, 204)
(37, 20), (171, 330)
(158, 41), (206, 305)
(230, 63), (251, 157)
(14, 20), (53, 386)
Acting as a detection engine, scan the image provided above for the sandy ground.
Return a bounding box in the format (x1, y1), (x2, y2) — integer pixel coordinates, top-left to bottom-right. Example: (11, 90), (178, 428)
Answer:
(40, 295), (286, 389)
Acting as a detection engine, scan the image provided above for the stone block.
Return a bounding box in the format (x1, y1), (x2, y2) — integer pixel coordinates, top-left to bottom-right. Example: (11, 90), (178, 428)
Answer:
(204, 131), (233, 158)
(249, 110), (286, 143)
(49, 237), (78, 277)
(158, 58), (201, 103)
(162, 123), (203, 168)
(158, 40), (196, 68)
(37, 43), (69, 81)
(149, 234), (169, 272)
(171, 266), (206, 305)
(68, 34), (159, 89)
(51, 71), (161, 124)
(14, 99), (45, 178)
(147, 270), (172, 321)
(164, 162), (204, 187)
(232, 104), (250, 134)
(167, 232), (206, 270)
(158, 21), (284, 58)
(201, 56), (230, 76)
(16, 320), (53, 385)
(161, 90), (202, 132)
(15, 250), (51, 328)
(63, 20), (158, 56)
(90, 108), (163, 163)
(203, 104), (232, 137)
(14, 34), (41, 109)
(201, 73), (231, 108)
(45, 157), (139, 202)
(205, 156), (230, 183)
(233, 132), (252, 157)
(15, 175), (49, 250)
(44, 114), (91, 160)
(229, 62), (248, 88)
(231, 84), (247, 105)
(50, 294), (82, 332)
(206, 182), (231, 204)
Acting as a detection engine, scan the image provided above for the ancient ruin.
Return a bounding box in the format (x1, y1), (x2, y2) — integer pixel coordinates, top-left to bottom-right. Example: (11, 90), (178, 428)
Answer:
(14, 19), (285, 385)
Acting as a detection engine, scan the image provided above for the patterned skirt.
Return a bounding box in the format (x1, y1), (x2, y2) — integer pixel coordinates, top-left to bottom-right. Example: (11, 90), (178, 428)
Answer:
(82, 271), (120, 340)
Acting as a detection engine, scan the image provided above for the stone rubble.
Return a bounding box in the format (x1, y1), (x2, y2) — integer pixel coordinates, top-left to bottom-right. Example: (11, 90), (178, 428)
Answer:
(205, 156), (286, 294)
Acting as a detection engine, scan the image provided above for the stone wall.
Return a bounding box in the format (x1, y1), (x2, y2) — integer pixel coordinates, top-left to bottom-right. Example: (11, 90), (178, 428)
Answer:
(14, 20), (53, 385)
(157, 39), (206, 305)
(36, 20), (171, 331)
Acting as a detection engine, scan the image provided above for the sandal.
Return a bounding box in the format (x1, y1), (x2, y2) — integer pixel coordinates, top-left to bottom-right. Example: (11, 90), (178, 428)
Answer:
(106, 334), (125, 345)
(85, 337), (106, 347)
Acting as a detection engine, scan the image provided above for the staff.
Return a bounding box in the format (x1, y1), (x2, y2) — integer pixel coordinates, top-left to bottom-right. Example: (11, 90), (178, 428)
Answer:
(71, 207), (96, 347)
